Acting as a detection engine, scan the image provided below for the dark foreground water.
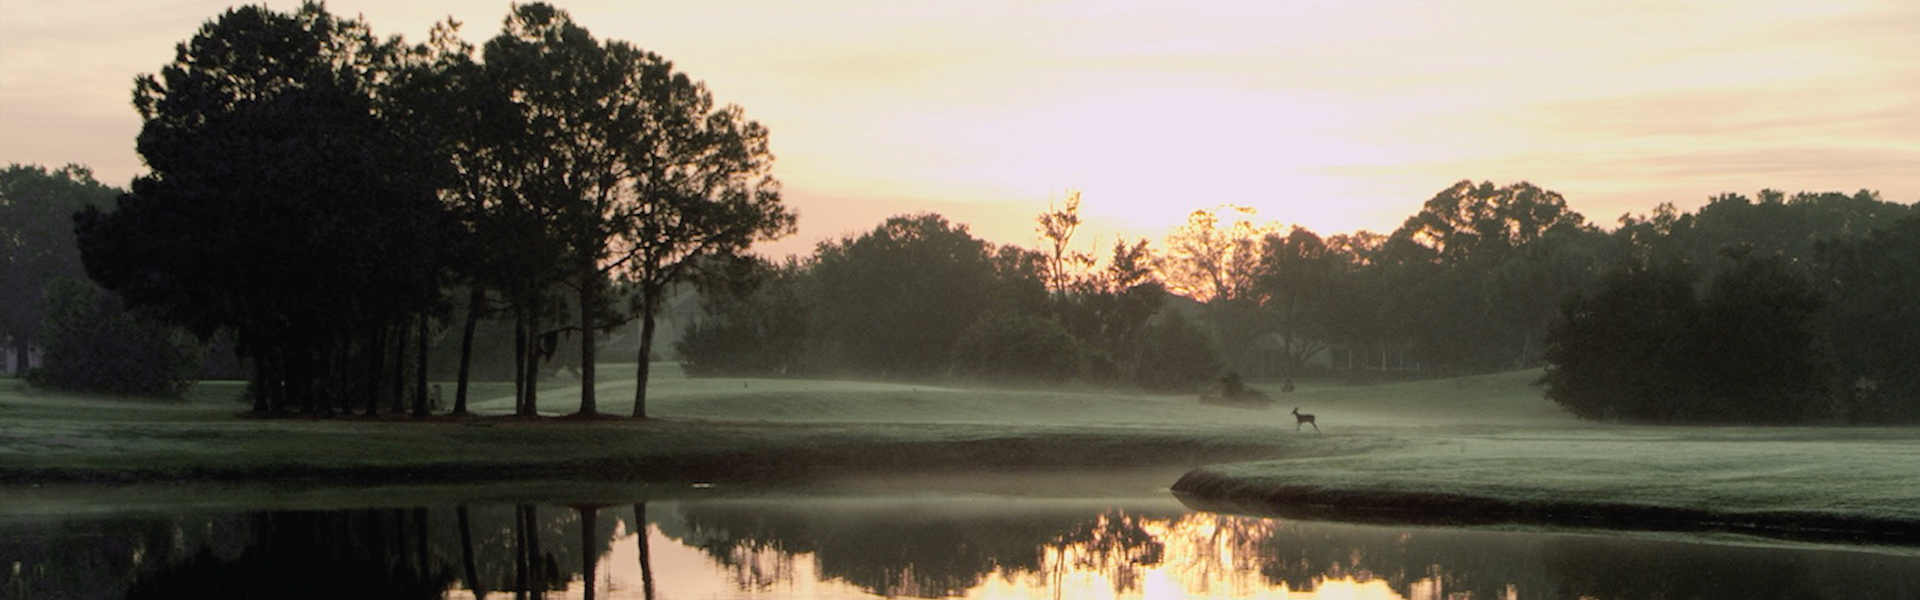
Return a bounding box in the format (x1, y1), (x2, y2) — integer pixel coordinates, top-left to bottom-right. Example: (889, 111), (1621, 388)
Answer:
(3, 490), (1916, 600)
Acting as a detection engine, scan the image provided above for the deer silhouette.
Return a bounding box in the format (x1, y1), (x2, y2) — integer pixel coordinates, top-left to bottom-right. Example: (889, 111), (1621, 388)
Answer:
(1291, 407), (1319, 432)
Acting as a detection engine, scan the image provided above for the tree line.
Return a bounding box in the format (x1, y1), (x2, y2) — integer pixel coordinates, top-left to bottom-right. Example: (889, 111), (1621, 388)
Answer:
(48, 2), (791, 418)
(1544, 191), (1920, 424)
(679, 183), (1918, 424)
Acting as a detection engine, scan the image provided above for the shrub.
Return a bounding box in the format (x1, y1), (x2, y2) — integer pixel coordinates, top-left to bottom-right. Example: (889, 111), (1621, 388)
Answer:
(1541, 253), (1830, 424)
(950, 312), (1083, 383)
(28, 277), (202, 396)
(1130, 311), (1223, 392)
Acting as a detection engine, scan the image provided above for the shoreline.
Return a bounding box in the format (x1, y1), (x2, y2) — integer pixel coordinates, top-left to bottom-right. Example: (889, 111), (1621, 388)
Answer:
(1170, 468), (1920, 549)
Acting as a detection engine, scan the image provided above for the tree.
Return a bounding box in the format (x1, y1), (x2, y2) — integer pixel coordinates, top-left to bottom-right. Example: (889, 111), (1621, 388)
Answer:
(950, 312), (1082, 383)
(675, 257), (811, 377)
(606, 66), (794, 419)
(1817, 215), (1920, 422)
(1031, 196), (1167, 384)
(1539, 260), (1703, 422)
(1253, 226), (1347, 391)
(473, 4), (634, 416)
(1157, 206), (1273, 375)
(1385, 180), (1594, 372)
(1130, 311), (1223, 392)
(1055, 238), (1166, 383)
(1393, 180), (1585, 267)
(0, 164), (121, 375)
(1692, 250), (1829, 423)
(76, 3), (451, 413)
(1619, 189), (1916, 282)
(1157, 206), (1267, 303)
(28, 277), (202, 397)
(1541, 251), (1830, 424)
(1037, 190), (1095, 296)
(810, 214), (999, 378)
(385, 19), (505, 416)
(473, 4), (794, 417)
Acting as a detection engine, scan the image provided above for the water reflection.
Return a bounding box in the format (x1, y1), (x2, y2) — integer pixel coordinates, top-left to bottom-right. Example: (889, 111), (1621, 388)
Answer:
(3, 495), (1915, 599)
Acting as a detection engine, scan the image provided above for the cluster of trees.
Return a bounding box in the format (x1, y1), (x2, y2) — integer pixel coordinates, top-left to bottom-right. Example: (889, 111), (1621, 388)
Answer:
(678, 209), (1209, 389)
(682, 182), (1917, 425)
(64, 3), (790, 417)
(2, 164), (207, 395)
(680, 181), (1605, 392)
(1544, 192), (1920, 424)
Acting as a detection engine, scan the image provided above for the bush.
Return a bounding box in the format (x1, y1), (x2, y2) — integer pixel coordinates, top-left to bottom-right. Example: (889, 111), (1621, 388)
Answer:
(28, 277), (202, 396)
(1130, 311), (1223, 392)
(950, 312), (1082, 383)
(1540, 253), (1830, 424)
(1539, 262), (1702, 421)
(1202, 371), (1273, 407)
(675, 262), (810, 377)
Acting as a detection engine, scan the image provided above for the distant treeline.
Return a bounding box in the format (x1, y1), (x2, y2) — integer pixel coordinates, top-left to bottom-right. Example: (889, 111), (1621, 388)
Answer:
(680, 184), (1919, 424)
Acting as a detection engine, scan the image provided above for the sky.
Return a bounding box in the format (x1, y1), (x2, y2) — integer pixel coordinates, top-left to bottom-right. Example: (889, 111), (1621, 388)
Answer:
(2, 1), (1916, 258)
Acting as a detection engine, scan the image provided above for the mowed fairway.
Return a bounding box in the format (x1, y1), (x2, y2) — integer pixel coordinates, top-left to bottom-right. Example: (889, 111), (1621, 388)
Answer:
(3, 365), (1917, 543)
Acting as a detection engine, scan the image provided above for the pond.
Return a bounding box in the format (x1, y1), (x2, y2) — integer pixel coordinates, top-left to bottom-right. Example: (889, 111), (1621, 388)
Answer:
(3, 486), (1915, 599)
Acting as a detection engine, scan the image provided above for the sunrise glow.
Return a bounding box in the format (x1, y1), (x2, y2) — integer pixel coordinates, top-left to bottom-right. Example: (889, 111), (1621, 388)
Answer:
(3, 0), (1915, 255)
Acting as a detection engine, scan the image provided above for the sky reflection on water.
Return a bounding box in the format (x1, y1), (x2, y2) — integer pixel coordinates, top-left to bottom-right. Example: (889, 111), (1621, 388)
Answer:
(501, 508), (1414, 599)
(431, 496), (1914, 600)
(5, 493), (1915, 599)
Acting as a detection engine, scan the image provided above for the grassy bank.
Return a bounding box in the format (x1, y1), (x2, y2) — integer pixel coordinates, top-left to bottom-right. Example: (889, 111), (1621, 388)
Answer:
(0, 365), (1358, 488)
(4, 366), (1917, 545)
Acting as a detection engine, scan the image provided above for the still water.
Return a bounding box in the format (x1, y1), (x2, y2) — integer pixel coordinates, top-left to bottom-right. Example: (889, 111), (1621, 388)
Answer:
(4, 490), (1916, 600)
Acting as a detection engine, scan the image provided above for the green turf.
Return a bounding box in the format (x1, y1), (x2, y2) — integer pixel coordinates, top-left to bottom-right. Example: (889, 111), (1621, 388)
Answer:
(3, 365), (1916, 541)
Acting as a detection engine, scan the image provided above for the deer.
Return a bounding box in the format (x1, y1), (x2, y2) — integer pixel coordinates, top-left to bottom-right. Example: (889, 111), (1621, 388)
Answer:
(1291, 407), (1319, 432)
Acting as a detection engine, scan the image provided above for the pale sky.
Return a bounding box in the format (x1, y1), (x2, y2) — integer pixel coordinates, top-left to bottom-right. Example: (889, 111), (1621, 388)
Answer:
(3, 1), (1916, 257)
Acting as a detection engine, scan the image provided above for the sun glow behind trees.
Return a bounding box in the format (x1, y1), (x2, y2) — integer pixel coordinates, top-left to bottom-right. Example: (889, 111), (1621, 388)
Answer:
(3, 1), (1915, 257)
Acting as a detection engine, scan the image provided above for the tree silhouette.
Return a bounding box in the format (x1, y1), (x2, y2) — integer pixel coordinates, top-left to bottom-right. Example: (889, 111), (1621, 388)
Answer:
(76, 3), (451, 413)
(0, 163), (120, 375)
(461, 3), (794, 417)
(811, 214), (1000, 378)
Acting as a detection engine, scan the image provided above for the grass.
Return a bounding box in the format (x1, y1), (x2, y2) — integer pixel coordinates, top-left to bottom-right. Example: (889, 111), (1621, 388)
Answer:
(2, 365), (1917, 545)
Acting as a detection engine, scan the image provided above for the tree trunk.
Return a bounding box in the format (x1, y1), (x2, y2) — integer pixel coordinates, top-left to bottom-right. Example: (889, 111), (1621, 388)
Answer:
(412, 507), (431, 577)
(577, 276), (598, 415)
(513, 504), (529, 596)
(11, 338), (29, 376)
(578, 506), (599, 600)
(249, 346), (270, 414)
(285, 339), (314, 413)
(514, 306), (528, 416)
(1281, 331), (1297, 393)
(367, 325), (388, 417)
(520, 504), (543, 597)
(328, 329), (349, 416)
(392, 320), (409, 413)
(454, 287), (483, 415)
(631, 297), (658, 419)
(457, 505), (487, 599)
(413, 313), (430, 417)
(524, 331), (542, 417)
(634, 502), (655, 600)
(520, 306), (542, 418)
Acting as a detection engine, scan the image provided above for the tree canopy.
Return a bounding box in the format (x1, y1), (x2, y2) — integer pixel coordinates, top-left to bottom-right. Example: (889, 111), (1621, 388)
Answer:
(71, 2), (791, 416)
(1, 164), (121, 374)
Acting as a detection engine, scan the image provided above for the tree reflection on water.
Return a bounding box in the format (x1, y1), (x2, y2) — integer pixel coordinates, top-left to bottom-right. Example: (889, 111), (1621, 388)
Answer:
(2, 495), (1915, 599)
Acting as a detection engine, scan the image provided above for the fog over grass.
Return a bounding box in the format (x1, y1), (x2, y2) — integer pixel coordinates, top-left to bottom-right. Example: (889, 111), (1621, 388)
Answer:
(4, 365), (1916, 544)
(471, 364), (1579, 431)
